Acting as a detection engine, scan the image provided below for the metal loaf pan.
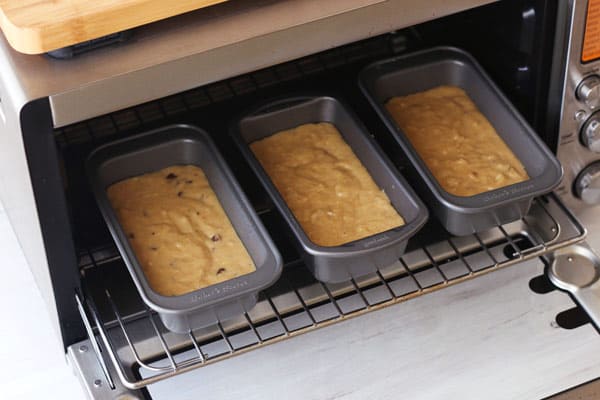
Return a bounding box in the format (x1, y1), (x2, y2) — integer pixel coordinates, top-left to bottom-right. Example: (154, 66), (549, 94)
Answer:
(231, 96), (428, 283)
(359, 46), (563, 236)
(86, 124), (282, 333)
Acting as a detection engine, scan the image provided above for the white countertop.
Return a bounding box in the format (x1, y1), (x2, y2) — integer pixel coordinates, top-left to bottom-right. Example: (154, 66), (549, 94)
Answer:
(0, 201), (85, 399)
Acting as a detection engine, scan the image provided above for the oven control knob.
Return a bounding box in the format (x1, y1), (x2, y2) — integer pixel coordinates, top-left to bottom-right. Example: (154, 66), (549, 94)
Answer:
(575, 162), (600, 204)
(577, 75), (600, 109)
(581, 112), (600, 152)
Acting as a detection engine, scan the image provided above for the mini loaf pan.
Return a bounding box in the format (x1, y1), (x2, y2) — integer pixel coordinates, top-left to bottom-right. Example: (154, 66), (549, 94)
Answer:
(86, 124), (282, 333)
(231, 96), (429, 283)
(359, 46), (563, 236)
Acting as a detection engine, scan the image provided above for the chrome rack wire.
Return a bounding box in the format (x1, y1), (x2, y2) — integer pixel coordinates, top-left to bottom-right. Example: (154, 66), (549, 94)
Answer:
(79, 194), (585, 390)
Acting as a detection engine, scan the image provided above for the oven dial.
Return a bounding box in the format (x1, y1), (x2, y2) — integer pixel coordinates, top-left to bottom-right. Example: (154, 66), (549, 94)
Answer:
(577, 75), (600, 109)
(574, 162), (600, 204)
(580, 112), (600, 152)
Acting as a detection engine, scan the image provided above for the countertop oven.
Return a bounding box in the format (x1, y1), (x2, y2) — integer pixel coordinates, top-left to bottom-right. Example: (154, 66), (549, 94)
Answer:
(1, 0), (600, 398)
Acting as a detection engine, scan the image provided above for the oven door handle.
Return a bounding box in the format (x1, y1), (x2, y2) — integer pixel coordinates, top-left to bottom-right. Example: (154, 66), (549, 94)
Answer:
(548, 244), (600, 329)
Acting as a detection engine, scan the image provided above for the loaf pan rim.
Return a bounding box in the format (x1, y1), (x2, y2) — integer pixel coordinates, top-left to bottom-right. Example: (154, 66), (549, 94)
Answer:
(230, 95), (429, 258)
(358, 45), (564, 213)
(85, 123), (283, 316)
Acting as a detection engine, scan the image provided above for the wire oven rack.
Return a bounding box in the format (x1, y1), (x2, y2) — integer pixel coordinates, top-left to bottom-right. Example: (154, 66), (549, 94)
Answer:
(76, 194), (586, 390)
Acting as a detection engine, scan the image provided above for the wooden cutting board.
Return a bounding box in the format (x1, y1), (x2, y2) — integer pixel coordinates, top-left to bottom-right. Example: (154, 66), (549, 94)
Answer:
(0, 0), (229, 54)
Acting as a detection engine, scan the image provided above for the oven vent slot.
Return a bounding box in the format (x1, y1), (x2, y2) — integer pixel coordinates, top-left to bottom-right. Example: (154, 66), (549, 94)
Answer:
(78, 194), (585, 390)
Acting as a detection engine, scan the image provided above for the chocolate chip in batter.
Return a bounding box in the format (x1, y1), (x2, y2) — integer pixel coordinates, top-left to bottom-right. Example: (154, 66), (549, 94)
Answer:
(150, 246), (158, 251)
(211, 234), (221, 242)
(177, 191), (183, 197)
(186, 180), (193, 184)
(128, 233), (135, 239)
(166, 173), (178, 180)
(217, 268), (226, 275)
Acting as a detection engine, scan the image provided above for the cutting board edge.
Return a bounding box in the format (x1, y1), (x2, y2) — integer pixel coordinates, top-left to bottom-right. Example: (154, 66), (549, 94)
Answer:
(0, 0), (229, 55)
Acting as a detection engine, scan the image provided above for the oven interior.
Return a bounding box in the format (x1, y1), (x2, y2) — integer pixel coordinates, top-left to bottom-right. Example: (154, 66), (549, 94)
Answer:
(54, 1), (593, 395)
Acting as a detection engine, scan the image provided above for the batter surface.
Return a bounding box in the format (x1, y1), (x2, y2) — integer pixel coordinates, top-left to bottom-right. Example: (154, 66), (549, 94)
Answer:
(107, 165), (255, 297)
(250, 122), (404, 247)
(386, 85), (529, 197)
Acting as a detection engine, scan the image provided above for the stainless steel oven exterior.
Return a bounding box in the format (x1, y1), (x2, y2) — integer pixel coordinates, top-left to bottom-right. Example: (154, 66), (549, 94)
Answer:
(554, 0), (600, 213)
(1, 0), (600, 399)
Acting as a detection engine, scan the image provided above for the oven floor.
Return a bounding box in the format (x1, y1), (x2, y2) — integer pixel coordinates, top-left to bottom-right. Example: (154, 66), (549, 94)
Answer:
(132, 257), (600, 400)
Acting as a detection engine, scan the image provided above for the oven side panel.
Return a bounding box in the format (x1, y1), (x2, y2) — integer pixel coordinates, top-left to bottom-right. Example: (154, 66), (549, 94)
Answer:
(19, 99), (82, 348)
(0, 57), (64, 353)
(0, 61), (82, 349)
